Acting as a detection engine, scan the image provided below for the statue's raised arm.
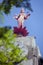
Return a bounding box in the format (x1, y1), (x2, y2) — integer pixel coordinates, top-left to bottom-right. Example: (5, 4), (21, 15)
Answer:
(24, 13), (30, 19)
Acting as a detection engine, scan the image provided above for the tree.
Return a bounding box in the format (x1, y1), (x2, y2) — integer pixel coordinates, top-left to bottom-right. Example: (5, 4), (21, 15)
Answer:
(0, 0), (33, 14)
(0, 27), (27, 65)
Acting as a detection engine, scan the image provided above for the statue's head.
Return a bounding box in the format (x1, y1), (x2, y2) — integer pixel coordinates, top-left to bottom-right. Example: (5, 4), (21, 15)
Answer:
(20, 8), (24, 13)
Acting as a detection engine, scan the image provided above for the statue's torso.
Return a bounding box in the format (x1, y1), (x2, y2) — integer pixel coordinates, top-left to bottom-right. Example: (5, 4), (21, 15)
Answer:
(18, 13), (25, 23)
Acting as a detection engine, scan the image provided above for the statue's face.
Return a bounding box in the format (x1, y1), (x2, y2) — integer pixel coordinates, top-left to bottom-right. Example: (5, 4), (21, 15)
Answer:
(21, 8), (24, 13)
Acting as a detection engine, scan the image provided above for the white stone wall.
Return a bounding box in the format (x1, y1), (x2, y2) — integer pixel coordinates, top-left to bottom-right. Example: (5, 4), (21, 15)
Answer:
(15, 36), (41, 65)
(15, 36), (41, 57)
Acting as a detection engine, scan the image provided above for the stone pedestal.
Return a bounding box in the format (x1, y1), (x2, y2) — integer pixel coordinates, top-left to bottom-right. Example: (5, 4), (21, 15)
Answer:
(15, 36), (41, 65)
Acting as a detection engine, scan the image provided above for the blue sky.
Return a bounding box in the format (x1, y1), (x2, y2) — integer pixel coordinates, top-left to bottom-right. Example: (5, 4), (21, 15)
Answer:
(0, 0), (43, 56)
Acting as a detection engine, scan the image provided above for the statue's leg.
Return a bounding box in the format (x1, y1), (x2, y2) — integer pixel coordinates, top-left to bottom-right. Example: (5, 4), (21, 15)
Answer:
(22, 21), (24, 28)
(18, 21), (22, 28)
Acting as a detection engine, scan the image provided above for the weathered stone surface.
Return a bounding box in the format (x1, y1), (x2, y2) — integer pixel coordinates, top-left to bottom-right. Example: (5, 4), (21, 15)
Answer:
(15, 36), (41, 57)
(15, 36), (41, 65)
(19, 59), (33, 65)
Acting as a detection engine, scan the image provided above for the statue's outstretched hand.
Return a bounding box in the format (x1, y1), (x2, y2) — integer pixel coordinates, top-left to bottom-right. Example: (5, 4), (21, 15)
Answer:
(27, 14), (31, 16)
(13, 15), (18, 20)
(24, 14), (30, 19)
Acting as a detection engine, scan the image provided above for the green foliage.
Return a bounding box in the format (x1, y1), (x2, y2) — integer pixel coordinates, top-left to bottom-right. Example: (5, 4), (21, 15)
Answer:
(0, 27), (26, 65)
(0, 26), (11, 38)
(0, 0), (33, 14)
